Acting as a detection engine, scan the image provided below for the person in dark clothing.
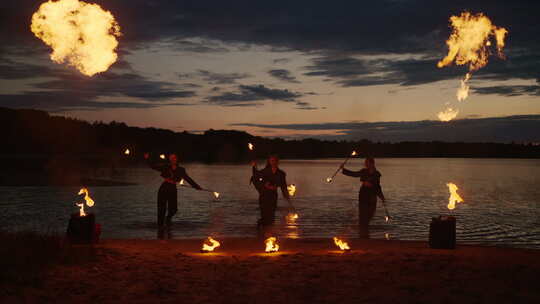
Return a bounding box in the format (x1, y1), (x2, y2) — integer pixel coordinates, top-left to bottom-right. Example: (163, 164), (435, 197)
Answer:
(251, 155), (292, 236)
(341, 157), (385, 238)
(144, 153), (202, 230)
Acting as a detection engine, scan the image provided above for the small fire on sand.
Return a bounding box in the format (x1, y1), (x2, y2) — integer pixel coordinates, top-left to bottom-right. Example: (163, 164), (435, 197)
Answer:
(265, 237), (279, 252)
(333, 237), (351, 251)
(201, 237), (221, 252)
(30, 0), (122, 76)
(446, 182), (464, 210)
(437, 11), (508, 121)
(76, 187), (95, 217)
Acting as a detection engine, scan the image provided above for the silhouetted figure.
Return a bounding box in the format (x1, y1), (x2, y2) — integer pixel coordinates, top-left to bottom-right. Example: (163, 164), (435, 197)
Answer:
(341, 157), (385, 238)
(144, 153), (201, 235)
(251, 155), (291, 237)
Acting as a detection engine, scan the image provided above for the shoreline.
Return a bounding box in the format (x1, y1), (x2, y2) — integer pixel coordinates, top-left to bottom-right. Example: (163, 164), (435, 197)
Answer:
(3, 238), (539, 303)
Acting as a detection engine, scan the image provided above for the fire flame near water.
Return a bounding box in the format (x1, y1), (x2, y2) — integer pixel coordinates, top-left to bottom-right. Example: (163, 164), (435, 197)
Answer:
(446, 182), (464, 210)
(201, 237), (221, 252)
(437, 11), (508, 121)
(30, 0), (121, 76)
(265, 237), (279, 252)
(76, 187), (95, 217)
(333, 237), (350, 251)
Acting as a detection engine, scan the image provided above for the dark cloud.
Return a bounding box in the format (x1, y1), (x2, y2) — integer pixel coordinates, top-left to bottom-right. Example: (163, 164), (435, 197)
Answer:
(197, 70), (251, 84)
(268, 69), (300, 83)
(295, 101), (320, 110)
(166, 39), (230, 53)
(473, 85), (540, 97)
(206, 84), (307, 107)
(0, 92), (194, 112)
(231, 115), (540, 143)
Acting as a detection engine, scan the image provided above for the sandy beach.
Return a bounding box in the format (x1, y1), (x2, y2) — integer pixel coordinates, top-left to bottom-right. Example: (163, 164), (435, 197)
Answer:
(2, 238), (539, 304)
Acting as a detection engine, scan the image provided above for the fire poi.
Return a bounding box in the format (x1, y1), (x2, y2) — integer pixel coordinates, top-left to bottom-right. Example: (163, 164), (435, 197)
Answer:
(437, 11), (508, 121)
(327, 151), (357, 183)
(333, 237), (351, 251)
(201, 237), (221, 252)
(30, 0), (122, 76)
(264, 237), (279, 252)
(179, 179), (220, 199)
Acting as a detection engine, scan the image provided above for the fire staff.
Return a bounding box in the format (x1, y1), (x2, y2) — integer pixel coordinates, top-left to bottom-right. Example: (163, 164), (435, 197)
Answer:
(251, 155), (292, 236)
(144, 153), (202, 229)
(341, 156), (386, 238)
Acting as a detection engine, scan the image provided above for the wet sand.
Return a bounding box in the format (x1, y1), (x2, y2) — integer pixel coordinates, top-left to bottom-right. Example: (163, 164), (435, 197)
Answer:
(2, 238), (539, 304)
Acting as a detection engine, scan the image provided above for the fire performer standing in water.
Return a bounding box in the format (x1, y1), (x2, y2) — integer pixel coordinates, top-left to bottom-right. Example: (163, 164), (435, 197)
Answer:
(251, 155), (292, 236)
(341, 157), (385, 238)
(144, 153), (202, 231)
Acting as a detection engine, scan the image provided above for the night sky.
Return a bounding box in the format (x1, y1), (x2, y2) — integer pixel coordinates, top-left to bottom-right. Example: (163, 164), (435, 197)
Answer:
(1, 0), (539, 141)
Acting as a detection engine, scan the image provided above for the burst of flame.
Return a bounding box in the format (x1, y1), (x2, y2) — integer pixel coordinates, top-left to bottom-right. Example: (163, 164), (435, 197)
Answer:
(213, 192), (220, 199)
(124, 148), (130, 155)
(333, 237), (350, 251)
(201, 237), (221, 252)
(160, 154), (166, 159)
(326, 177), (333, 183)
(446, 182), (464, 210)
(437, 11), (508, 120)
(30, 0), (122, 76)
(265, 237), (279, 252)
(438, 107), (459, 122)
(287, 184), (296, 197)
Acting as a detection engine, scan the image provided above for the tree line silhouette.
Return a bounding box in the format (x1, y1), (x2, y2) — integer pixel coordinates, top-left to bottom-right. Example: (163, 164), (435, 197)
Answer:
(2, 107), (539, 171)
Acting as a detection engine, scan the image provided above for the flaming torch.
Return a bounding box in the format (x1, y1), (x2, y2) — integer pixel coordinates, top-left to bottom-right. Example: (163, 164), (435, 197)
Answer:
(30, 0), (122, 76)
(201, 237), (221, 253)
(333, 237), (351, 251)
(437, 11), (508, 121)
(429, 182), (464, 249)
(76, 187), (95, 217)
(326, 151), (357, 183)
(179, 179), (220, 199)
(68, 187), (98, 243)
(264, 237), (279, 253)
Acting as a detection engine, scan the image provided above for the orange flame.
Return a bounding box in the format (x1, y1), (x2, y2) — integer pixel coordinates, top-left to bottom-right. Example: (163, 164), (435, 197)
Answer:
(333, 237), (350, 251)
(201, 237), (221, 252)
(124, 148), (130, 155)
(351, 151), (357, 156)
(30, 0), (121, 76)
(213, 192), (220, 199)
(326, 177), (333, 183)
(287, 184), (296, 197)
(446, 182), (464, 210)
(264, 237), (279, 252)
(286, 213), (299, 224)
(248, 143), (254, 151)
(160, 154), (166, 160)
(76, 187), (94, 216)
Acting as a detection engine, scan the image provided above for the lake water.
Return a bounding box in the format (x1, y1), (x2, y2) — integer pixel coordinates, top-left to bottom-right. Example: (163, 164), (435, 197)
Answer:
(1, 158), (539, 249)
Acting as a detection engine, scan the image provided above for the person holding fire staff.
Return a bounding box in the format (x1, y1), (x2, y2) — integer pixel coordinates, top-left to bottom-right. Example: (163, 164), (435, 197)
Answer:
(144, 152), (202, 231)
(251, 154), (293, 236)
(341, 156), (385, 238)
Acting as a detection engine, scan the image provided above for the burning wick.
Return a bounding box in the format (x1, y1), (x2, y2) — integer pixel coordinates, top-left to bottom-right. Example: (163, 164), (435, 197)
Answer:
(248, 143), (254, 151)
(75, 188), (95, 217)
(446, 182), (464, 210)
(124, 148), (130, 155)
(287, 184), (296, 197)
(264, 237), (279, 252)
(201, 237), (221, 252)
(160, 154), (166, 160)
(333, 237), (351, 251)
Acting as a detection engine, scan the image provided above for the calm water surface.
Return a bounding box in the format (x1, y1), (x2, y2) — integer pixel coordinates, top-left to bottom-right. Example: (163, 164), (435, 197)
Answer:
(1, 158), (539, 249)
